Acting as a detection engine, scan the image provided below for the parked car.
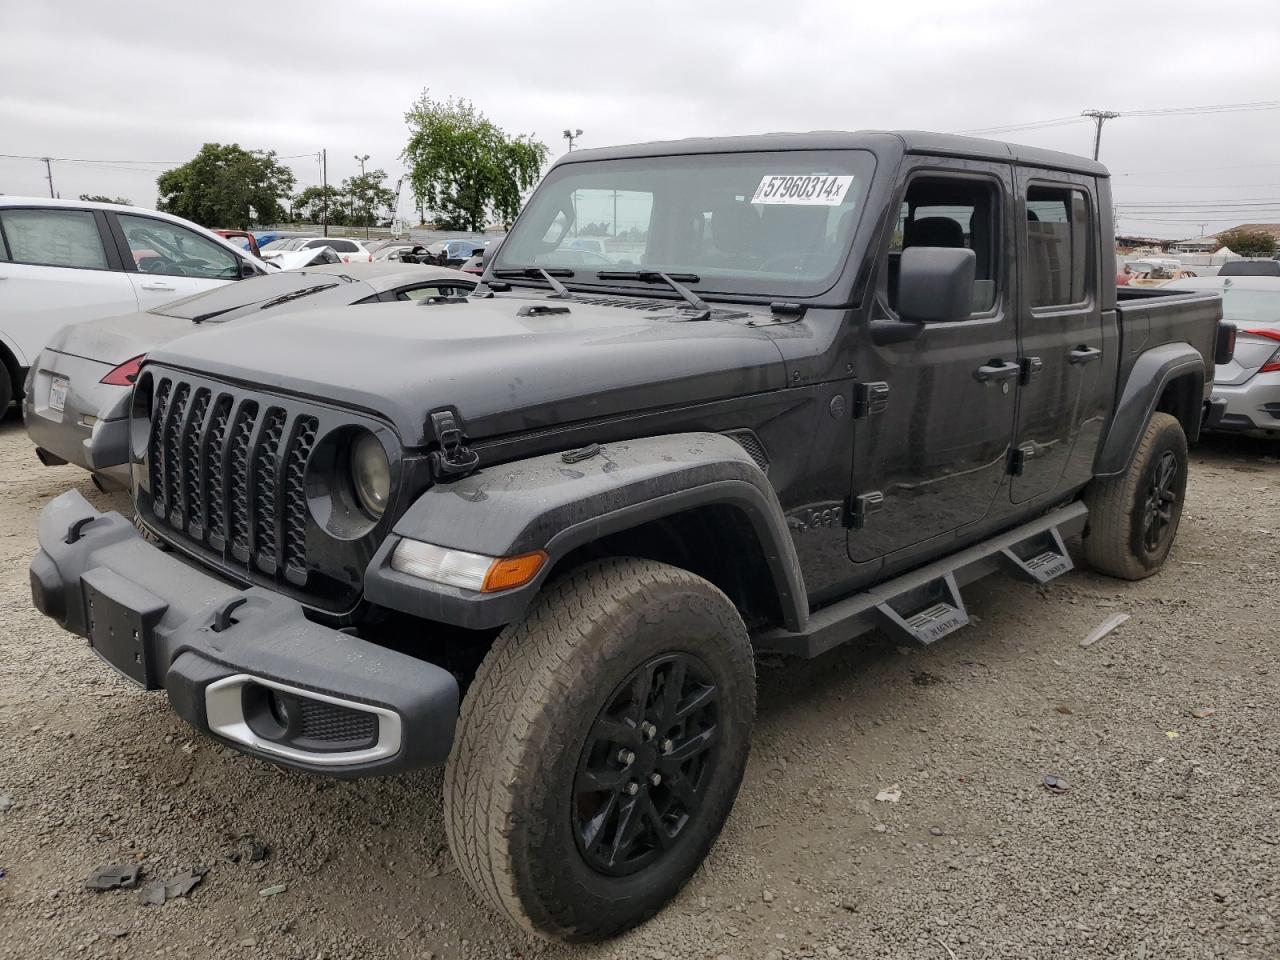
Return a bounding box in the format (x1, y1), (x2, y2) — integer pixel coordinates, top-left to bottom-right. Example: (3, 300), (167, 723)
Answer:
(460, 237), (502, 275)
(29, 131), (1227, 942)
(23, 262), (475, 487)
(424, 237), (491, 267)
(260, 236), (373, 264)
(372, 241), (425, 262)
(1218, 258), (1280, 278)
(0, 196), (271, 413)
(213, 230), (262, 257)
(1165, 275), (1280, 438)
(565, 237), (607, 256)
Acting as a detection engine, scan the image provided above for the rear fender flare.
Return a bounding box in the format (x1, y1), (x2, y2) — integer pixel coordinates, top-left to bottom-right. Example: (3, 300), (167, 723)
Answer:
(1094, 342), (1204, 478)
(364, 432), (808, 632)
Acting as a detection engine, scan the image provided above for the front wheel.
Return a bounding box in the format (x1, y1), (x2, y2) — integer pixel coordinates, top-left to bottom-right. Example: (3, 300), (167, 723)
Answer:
(444, 558), (756, 941)
(1082, 411), (1189, 580)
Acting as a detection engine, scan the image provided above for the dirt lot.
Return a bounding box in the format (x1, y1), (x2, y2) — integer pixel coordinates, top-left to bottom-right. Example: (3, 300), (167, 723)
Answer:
(1, 407), (1277, 960)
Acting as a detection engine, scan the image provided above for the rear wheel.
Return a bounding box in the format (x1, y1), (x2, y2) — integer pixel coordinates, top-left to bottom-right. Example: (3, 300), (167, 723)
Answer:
(1083, 412), (1188, 580)
(0, 365), (12, 413)
(444, 557), (755, 941)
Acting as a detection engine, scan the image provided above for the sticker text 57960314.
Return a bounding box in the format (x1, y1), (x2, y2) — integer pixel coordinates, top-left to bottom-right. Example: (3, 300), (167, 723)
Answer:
(751, 174), (854, 206)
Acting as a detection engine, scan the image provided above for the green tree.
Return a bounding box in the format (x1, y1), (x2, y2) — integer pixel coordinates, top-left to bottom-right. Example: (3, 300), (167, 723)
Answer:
(401, 92), (548, 231)
(1216, 228), (1278, 258)
(155, 143), (296, 229)
(342, 169), (396, 228)
(293, 185), (348, 225)
(79, 193), (131, 205)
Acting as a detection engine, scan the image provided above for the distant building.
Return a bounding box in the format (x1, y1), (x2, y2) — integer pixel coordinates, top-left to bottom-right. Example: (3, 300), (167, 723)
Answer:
(1171, 223), (1280, 254)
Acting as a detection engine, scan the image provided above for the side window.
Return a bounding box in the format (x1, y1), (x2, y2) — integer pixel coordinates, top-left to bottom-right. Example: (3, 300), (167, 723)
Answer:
(116, 214), (239, 280)
(0, 209), (109, 269)
(888, 177), (999, 313)
(1025, 185), (1090, 307)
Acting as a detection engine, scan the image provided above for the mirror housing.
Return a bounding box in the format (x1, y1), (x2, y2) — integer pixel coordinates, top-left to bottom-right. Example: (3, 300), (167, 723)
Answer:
(239, 259), (259, 278)
(897, 246), (977, 323)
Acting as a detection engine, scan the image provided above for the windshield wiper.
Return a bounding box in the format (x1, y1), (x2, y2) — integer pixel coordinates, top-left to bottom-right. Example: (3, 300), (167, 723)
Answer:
(491, 267), (575, 299)
(594, 271), (710, 319)
(251, 282), (340, 315)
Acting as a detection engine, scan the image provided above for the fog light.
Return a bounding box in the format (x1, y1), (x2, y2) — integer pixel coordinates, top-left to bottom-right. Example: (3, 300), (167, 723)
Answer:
(267, 689), (292, 729)
(390, 539), (547, 593)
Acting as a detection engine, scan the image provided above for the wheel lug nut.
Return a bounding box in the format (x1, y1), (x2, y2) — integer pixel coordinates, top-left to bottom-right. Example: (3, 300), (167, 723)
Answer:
(625, 781), (639, 796)
(618, 749), (636, 765)
(649, 773), (662, 787)
(660, 738), (674, 754)
(641, 722), (657, 740)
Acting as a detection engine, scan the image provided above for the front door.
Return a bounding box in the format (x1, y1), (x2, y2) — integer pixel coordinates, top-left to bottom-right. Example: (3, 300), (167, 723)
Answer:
(848, 162), (1019, 563)
(110, 212), (242, 308)
(1010, 171), (1104, 503)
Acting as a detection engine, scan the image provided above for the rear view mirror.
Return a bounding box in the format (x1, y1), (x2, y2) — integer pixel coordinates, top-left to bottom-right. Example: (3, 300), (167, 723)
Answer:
(897, 246), (977, 323)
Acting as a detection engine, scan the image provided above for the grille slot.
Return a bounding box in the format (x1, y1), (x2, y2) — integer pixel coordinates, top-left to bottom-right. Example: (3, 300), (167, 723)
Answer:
(205, 396), (232, 547)
(181, 388), (211, 535)
(148, 379), (171, 515)
(297, 699), (378, 746)
(227, 402), (259, 561)
(252, 408), (287, 572)
(283, 417), (318, 581)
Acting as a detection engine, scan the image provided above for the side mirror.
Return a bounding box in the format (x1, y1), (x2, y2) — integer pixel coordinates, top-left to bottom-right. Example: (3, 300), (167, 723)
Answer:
(897, 246), (977, 323)
(239, 260), (259, 278)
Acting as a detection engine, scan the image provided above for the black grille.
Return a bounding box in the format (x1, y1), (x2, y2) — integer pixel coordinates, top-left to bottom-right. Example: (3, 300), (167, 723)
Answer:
(724, 429), (770, 474)
(572, 296), (666, 310)
(283, 417), (318, 580)
(297, 699), (378, 746)
(227, 402), (258, 560)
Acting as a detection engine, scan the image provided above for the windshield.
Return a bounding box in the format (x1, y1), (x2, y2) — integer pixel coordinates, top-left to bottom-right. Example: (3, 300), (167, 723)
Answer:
(495, 149), (875, 297)
(1222, 287), (1280, 325)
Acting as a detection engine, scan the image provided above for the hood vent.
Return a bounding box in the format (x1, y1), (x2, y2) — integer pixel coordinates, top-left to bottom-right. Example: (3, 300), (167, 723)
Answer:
(572, 296), (666, 311)
(723, 429), (770, 475)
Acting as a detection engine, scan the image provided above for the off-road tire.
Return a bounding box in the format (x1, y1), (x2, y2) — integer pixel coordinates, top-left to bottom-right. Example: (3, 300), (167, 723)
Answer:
(444, 557), (756, 942)
(1083, 412), (1188, 580)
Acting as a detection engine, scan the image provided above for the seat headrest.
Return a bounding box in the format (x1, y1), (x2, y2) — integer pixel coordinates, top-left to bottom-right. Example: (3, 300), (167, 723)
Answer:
(904, 216), (965, 249)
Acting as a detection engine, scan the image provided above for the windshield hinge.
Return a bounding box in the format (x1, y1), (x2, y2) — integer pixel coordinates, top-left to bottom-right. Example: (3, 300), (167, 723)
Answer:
(427, 409), (480, 482)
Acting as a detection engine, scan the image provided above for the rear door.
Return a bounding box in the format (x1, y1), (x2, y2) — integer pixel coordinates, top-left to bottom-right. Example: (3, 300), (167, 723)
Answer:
(110, 212), (244, 308)
(0, 205), (137, 363)
(1010, 171), (1105, 502)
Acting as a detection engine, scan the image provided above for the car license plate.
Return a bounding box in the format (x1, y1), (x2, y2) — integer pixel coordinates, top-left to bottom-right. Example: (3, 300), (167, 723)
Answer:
(49, 376), (69, 413)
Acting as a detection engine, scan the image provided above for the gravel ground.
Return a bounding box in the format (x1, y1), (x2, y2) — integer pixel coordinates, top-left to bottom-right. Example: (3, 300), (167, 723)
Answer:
(1, 407), (1277, 960)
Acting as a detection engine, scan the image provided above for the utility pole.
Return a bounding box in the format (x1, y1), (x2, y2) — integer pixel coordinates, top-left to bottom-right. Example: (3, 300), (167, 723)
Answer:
(1081, 109), (1121, 161)
(43, 157), (54, 198)
(563, 128), (583, 152)
(320, 149), (329, 237)
(354, 154), (370, 239)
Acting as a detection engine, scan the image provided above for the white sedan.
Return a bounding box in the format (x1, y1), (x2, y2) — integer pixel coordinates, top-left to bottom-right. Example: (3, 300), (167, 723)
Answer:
(0, 196), (270, 411)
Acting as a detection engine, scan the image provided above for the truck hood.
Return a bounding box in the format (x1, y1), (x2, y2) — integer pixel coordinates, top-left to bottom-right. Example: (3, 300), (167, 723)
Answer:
(146, 296), (789, 446)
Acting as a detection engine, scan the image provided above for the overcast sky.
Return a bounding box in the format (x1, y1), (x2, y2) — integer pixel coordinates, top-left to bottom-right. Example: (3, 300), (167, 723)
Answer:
(3, 0), (1279, 239)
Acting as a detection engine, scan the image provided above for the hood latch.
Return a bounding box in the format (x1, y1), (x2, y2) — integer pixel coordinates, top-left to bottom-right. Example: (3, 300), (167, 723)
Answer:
(427, 409), (480, 482)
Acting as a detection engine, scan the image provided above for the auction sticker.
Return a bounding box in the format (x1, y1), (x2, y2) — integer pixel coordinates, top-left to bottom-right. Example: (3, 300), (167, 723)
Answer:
(751, 174), (853, 206)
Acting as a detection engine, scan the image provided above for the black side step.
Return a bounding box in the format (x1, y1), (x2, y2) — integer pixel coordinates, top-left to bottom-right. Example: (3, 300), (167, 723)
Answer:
(754, 501), (1087, 658)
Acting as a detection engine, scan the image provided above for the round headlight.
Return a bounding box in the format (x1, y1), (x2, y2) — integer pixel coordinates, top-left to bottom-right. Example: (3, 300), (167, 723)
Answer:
(350, 432), (390, 518)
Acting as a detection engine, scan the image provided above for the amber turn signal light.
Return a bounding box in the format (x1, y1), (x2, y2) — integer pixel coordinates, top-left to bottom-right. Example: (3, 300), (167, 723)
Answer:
(481, 551), (548, 593)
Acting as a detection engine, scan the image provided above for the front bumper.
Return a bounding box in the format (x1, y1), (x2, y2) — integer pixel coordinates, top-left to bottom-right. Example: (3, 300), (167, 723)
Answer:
(23, 351), (131, 486)
(30, 490), (459, 776)
(1208, 371), (1280, 438)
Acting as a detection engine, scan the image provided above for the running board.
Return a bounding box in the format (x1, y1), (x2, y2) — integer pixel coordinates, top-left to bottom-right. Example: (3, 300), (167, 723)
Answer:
(754, 501), (1087, 658)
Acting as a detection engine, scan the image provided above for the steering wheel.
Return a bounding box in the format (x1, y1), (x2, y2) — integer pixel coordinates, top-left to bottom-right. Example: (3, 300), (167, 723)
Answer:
(139, 257), (186, 276)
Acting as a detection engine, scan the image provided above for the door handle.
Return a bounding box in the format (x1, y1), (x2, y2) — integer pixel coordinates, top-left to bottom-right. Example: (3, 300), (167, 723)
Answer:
(1069, 345), (1102, 365)
(973, 360), (1020, 384)
(140, 282), (176, 291)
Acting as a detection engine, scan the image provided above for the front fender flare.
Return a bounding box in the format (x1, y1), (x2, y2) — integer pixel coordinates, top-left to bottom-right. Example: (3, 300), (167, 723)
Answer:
(364, 433), (808, 632)
(1094, 342), (1205, 478)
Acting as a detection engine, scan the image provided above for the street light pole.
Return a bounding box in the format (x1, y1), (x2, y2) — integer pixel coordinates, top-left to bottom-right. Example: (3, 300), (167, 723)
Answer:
(563, 128), (583, 152)
(354, 154), (370, 239)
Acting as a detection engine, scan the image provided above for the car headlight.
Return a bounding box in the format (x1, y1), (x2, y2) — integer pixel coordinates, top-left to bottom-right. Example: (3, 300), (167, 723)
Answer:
(350, 432), (390, 518)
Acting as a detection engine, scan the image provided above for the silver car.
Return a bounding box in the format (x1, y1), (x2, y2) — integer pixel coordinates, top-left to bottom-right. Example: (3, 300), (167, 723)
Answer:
(24, 262), (475, 487)
(1164, 275), (1280, 440)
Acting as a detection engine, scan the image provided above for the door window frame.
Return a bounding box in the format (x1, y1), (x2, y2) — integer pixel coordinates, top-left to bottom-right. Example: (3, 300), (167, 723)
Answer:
(875, 166), (1009, 325)
(1020, 176), (1097, 315)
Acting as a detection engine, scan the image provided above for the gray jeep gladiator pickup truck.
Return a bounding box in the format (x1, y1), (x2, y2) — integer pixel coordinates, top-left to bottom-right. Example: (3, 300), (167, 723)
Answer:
(30, 131), (1230, 941)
